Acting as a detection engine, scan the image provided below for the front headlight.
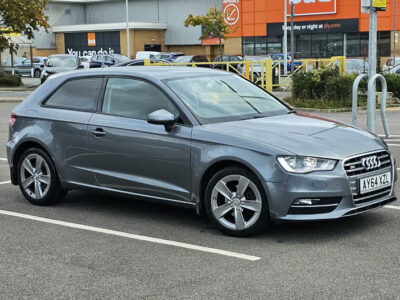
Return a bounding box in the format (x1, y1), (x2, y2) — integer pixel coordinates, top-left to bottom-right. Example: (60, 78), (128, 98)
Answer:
(277, 156), (337, 174)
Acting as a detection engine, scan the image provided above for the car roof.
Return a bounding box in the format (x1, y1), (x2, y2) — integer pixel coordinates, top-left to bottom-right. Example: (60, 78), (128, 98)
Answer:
(49, 54), (77, 58)
(49, 66), (229, 81)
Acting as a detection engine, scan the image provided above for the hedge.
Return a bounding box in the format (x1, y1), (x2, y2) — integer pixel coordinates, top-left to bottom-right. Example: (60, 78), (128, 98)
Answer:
(0, 74), (22, 87)
(292, 68), (400, 108)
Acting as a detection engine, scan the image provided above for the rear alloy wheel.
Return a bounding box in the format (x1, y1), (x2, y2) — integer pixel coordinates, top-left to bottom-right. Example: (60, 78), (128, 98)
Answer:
(205, 167), (270, 237)
(18, 148), (66, 205)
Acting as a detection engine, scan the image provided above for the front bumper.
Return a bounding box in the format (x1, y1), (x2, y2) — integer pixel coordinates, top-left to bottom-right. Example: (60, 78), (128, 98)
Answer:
(266, 153), (397, 221)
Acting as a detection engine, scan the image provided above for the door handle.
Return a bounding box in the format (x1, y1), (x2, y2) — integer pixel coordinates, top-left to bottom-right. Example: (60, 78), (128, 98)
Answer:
(91, 128), (106, 137)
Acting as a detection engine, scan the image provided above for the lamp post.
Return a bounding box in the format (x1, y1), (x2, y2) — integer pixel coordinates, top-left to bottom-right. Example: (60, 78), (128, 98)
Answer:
(283, 0), (288, 76)
(290, 1), (295, 74)
(394, 0), (397, 63)
(125, 0), (130, 58)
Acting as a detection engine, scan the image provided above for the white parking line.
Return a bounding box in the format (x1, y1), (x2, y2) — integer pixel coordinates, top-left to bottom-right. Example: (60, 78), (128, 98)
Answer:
(387, 144), (400, 147)
(0, 181), (11, 185)
(386, 205), (400, 210)
(0, 158), (7, 161)
(0, 209), (261, 261)
(383, 139), (400, 142)
(379, 134), (400, 137)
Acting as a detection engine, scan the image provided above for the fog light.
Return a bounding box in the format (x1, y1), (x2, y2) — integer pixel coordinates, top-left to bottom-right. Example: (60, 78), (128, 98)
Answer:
(293, 198), (320, 206)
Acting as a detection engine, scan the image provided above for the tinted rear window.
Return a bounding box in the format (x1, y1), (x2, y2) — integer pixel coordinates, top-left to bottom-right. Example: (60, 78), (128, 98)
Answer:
(44, 78), (102, 111)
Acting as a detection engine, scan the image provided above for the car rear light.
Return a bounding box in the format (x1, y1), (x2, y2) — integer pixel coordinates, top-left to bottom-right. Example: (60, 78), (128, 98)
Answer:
(9, 113), (17, 128)
(43, 62), (47, 67)
(89, 59), (92, 64)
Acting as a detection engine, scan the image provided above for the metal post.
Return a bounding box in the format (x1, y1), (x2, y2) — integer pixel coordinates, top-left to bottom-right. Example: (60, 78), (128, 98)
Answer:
(125, 0), (131, 58)
(352, 73), (368, 126)
(367, 3), (378, 132)
(290, 3), (295, 74)
(283, 0), (288, 76)
(368, 74), (391, 137)
(30, 45), (34, 78)
(394, 0), (397, 63)
(10, 49), (14, 76)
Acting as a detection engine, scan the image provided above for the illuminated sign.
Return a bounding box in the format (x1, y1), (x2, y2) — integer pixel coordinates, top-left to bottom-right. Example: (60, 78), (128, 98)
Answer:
(287, 0), (336, 16)
(88, 32), (96, 46)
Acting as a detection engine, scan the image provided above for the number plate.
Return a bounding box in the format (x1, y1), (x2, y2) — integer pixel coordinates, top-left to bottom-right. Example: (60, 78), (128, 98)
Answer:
(359, 172), (391, 194)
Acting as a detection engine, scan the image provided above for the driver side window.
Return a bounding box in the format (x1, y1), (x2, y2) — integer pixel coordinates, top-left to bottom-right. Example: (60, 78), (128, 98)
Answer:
(102, 78), (179, 121)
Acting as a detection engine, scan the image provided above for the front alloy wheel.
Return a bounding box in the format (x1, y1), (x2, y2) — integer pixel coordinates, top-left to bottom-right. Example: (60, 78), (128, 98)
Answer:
(205, 167), (270, 237)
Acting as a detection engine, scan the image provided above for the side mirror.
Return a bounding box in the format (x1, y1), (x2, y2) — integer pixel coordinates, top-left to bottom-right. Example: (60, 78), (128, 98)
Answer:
(147, 109), (176, 131)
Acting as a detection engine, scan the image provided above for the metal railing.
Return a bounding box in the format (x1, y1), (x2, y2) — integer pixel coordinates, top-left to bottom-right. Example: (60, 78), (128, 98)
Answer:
(144, 56), (346, 92)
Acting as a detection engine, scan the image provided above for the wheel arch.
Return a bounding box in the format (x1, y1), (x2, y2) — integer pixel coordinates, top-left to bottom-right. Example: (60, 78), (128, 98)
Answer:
(11, 139), (61, 185)
(198, 158), (268, 215)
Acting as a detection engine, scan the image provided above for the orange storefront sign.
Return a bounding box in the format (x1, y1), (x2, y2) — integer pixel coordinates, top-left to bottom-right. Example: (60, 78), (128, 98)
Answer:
(88, 32), (96, 47)
(287, 0), (336, 16)
(224, 0), (397, 38)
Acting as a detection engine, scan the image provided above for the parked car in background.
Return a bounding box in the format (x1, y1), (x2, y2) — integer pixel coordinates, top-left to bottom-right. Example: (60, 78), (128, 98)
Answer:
(213, 55), (242, 72)
(79, 56), (91, 69)
(32, 57), (48, 78)
(1, 57), (32, 76)
(7, 67), (397, 237)
(389, 64), (400, 74)
(135, 51), (161, 60)
(41, 54), (81, 84)
(238, 56), (272, 84)
(113, 59), (171, 67)
(153, 52), (184, 62)
(342, 59), (368, 74)
(90, 54), (130, 68)
(174, 55), (210, 67)
(382, 57), (400, 73)
(270, 53), (302, 73)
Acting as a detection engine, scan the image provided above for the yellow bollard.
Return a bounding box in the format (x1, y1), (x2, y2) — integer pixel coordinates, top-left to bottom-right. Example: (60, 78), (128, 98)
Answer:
(245, 60), (250, 79)
(266, 59), (272, 93)
(144, 58), (150, 66)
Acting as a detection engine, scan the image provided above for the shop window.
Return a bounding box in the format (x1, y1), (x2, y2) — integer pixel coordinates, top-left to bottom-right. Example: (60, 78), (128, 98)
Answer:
(243, 37), (255, 55)
(327, 33), (343, 57)
(255, 36), (267, 55)
(312, 34), (327, 58)
(360, 32), (369, 56)
(346, 33), (360, 57)
(296, 34), (312, 58)
(378, 31), (390, 57)
(267, 36), (282, 54)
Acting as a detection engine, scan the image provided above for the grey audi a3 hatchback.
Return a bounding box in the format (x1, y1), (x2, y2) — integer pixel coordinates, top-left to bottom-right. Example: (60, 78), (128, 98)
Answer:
(7, 67), (397, 236)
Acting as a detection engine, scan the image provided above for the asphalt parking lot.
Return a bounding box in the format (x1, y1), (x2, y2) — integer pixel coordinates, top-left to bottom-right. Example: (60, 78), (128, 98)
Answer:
(0, 102), (399, 299)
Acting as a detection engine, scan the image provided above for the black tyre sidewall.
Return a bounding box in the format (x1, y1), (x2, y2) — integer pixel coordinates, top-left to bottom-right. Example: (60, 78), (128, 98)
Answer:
(17, 148), (63, 205)
(204, 166), (271, 237)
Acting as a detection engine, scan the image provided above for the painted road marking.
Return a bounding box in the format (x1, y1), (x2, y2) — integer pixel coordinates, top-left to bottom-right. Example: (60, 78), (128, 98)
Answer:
(379, 134), (400, 137)
(0, 158), (7, 161)
(0, 181), (11, 185)
(387, 144), (400, 147)
(0, 209), (261, 261)
(386, 205), (400, 210)
(383, 139), (400, 142)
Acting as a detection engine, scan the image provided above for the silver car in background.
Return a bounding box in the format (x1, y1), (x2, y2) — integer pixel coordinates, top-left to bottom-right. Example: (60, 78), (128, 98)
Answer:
(7, 67), (397, 236)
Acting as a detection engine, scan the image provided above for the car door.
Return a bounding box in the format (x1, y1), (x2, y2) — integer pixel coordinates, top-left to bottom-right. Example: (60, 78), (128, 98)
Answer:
(87, 77), (192, 203)
(40, 76), (104, 186)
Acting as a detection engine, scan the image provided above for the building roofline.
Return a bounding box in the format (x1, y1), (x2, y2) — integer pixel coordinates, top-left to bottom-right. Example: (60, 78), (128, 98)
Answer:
(52, 22), (168, 33)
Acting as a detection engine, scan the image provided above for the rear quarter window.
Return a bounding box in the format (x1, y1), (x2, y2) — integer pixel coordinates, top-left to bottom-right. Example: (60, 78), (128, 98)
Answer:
(44, 77), (103, 111)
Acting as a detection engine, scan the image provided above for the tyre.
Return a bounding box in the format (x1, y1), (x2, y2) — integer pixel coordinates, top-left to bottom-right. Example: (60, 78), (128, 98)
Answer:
(34, 69), (41, 78)
(17, 148), (66, 205)
(204, 166), (270, 237)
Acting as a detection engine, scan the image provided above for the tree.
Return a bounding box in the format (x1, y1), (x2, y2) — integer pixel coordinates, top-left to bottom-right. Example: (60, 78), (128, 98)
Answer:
(0, 0), (49, 53)
(184, 7), (232, 59)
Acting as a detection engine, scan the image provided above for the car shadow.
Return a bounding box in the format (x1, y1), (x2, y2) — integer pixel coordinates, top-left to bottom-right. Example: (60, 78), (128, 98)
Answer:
(57, 190), (388, 244)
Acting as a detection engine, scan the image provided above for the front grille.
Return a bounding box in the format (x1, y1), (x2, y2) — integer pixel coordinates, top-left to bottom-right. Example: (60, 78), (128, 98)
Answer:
(344, 150), (391, 177)
(344, 151), (393, 205)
